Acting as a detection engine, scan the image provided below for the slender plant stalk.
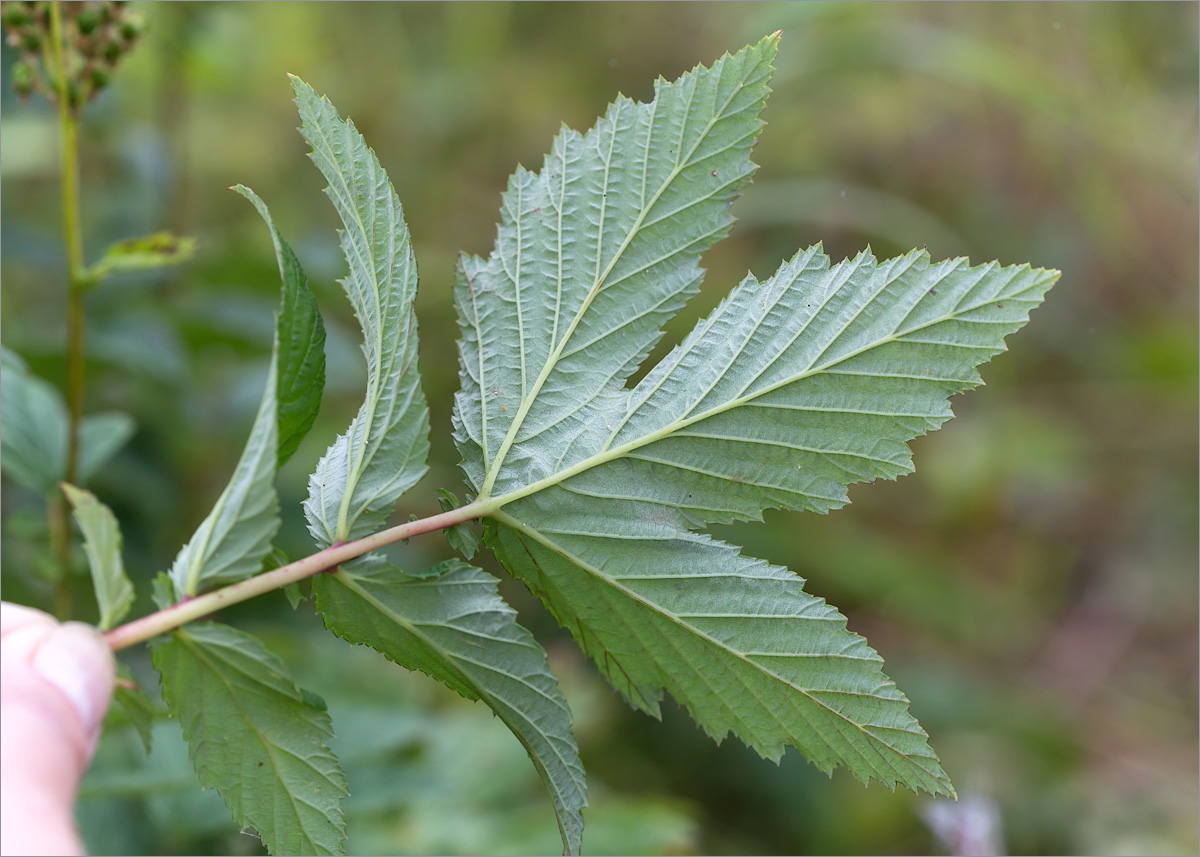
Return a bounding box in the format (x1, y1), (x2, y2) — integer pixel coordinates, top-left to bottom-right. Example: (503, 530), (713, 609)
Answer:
(47, 500), (72, 619)
(48, 1), (87, 620)
(104, 498), (495, 651)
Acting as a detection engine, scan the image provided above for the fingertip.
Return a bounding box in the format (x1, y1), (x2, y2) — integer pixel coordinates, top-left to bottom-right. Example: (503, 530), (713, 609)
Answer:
(0, 601), (58, 636)
(31, 624), (115, 737)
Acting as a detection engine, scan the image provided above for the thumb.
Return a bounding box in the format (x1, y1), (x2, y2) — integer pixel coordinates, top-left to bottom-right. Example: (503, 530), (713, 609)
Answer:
(1, 603), (115, 857)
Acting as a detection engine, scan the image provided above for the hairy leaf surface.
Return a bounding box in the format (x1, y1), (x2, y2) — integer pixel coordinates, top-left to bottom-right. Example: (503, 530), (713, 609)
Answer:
(294, 77), (430, 547)
(453, 35), (1058, 794)
(491, 510), (952, 792)
(314, 557), (586, 855)
(153, 623), (347, 856)
(61, 483), (134, 630)
(455, 35), (777, 499)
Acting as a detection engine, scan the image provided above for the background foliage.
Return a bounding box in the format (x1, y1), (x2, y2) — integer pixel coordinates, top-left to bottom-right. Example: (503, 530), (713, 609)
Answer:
(1, 3), (1196, 855)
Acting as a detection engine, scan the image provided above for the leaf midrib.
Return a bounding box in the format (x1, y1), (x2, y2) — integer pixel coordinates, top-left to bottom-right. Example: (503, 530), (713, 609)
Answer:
(179, 370), (277, 596)
(477, 70), (747, 501)
(303, 102), (396, 543)
(486, 277), (1039, 511)
(332, 569), (577, 740)
(176, 630), (338, 853)
(491, 512), (949, 789)
(329, 569), (582, 839)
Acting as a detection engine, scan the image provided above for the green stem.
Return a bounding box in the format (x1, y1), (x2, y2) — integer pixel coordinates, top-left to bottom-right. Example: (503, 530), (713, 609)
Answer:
(49, 1), (87, 620)
(48, 497), (72, 618)
(104, 498), (497, 651)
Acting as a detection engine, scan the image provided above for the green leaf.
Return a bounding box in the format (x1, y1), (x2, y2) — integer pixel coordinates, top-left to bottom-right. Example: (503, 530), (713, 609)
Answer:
(85, 231), (197, 283)
(313, 557), (586, 855)
(453, 34), (1059, 795)
(77, 411), (135, 483)
(260, 545), (308, 608)
(167, 348), (281, 597)
(153, 622), (348, 855)
(112, 662), (156, 756)
(1, 346), (68, 494)
(292, 76), (431, 548)
(446, 523), (479, 560)
(438, 488), (480, 560)
(61, 482), (134, 630)
(262, 544), (290, 571)
(492, 514), (954, 792)
(0, 348), (134, 492)
(166, 184), (328, 596)
(283, 582), (306, 609)
(232, 184), (327, 468)
(454, 35), (777, 500)
(150, 571), (176, 611)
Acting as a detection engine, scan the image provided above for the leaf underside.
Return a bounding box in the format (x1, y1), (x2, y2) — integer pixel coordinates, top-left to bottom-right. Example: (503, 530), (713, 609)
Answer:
(294, 77), (431, 549)
(314, 558), (587, 855)
(152, 187), (336, 853)
(61, 483), (135, 631)
(138, 30), (1059, 857)
(453, 31), (1059, 796)
(153, 623), (348, 856)
(287, 75), (586, 851)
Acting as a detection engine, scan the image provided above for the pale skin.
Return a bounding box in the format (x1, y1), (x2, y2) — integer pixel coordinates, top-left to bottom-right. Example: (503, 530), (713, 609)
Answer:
(0, 502), (478, 856)
(0, 602), (115, 857)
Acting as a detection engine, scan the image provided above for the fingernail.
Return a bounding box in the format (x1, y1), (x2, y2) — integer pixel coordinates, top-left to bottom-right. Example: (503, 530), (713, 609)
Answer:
(30, 624), (114, 736)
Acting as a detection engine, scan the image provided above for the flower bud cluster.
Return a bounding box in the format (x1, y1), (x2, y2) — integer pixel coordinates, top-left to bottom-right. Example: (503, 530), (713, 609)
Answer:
(2, 1), (143, 108)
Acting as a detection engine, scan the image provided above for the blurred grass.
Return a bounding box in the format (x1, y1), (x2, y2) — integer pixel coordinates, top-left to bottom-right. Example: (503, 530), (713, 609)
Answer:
(2, 3), (1197, 855)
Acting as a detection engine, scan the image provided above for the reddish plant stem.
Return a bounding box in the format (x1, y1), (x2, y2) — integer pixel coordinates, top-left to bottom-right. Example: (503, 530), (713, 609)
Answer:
(104, 499), (491, 651)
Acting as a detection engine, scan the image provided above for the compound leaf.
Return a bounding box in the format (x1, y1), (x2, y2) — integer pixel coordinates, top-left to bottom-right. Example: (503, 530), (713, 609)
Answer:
(294, 77), (430, 548)
(313, 557), (586, 855)
(453, 34), (1059, 796)
(153, 622), (347, 856)
(61, 483), (134, 630)
(455, 35), (777, 500)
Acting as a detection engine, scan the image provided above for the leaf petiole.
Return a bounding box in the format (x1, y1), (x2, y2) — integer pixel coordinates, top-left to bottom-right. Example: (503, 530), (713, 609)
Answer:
(104, 498), (494, 651)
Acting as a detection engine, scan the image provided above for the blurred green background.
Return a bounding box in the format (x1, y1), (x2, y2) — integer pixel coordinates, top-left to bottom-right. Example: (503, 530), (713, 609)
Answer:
(2, 2), (1197, 854)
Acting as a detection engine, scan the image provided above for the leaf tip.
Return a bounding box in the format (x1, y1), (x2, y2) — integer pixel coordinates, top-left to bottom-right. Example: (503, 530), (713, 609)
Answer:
(755, 30), (783, 62)
(289, 73), (317, 101)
